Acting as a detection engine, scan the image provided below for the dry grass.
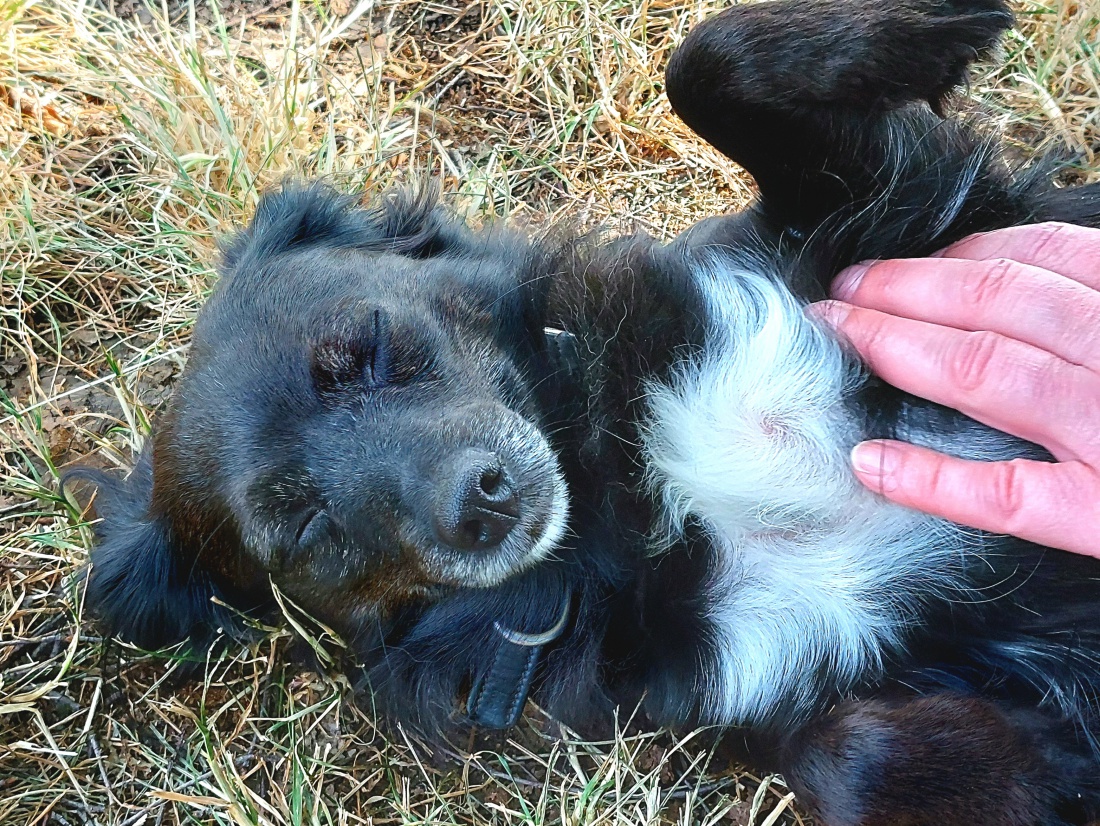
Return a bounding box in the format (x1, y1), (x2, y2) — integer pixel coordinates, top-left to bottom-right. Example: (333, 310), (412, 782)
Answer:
(1, 0), (1097, 823)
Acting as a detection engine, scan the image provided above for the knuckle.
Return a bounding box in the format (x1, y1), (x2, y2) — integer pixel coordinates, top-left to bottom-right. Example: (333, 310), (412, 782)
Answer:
(860, 313), (890, 350)
(922, 452), (950, 499)
(947, 330), (1002, 392)
(844, 308), (892, 358)
(1030, 220), (1071, 239)
(986, 461), (1027, 532)
(961, 258), (1015, 308)
(1023, 221), (1071, 264)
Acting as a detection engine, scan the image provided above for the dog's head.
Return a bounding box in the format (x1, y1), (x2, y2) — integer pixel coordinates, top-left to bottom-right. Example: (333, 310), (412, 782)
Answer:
(74, 185), (571, 666)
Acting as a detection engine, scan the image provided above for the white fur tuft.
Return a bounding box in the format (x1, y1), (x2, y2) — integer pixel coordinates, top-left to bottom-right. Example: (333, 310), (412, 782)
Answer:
(641, 255), (975, 726)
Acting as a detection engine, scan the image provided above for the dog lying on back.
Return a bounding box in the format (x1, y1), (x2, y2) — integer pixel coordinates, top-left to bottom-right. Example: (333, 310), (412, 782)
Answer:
(74, 0), (1100, 823)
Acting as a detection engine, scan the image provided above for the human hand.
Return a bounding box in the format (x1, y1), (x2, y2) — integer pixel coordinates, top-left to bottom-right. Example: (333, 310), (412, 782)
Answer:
(815, 222), (1100, 559)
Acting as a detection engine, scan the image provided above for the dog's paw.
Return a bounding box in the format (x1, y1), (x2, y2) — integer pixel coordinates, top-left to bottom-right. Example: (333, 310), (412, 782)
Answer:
(897, 0), (1014, 109)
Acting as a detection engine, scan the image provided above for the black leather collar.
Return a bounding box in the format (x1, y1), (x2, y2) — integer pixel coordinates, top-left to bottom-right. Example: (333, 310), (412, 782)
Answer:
(466, 588), (571, 729)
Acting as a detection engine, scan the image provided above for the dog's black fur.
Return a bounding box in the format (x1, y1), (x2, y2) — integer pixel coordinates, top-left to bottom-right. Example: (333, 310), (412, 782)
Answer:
(74, 0), (1100, 823)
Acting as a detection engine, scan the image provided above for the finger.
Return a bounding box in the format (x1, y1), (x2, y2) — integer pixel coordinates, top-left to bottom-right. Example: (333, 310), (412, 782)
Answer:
(849, 439), (1100, 559)
(815, 301), (1100, 462)
(933, 222), (1100, 291)
(830, 256), (1100, 368)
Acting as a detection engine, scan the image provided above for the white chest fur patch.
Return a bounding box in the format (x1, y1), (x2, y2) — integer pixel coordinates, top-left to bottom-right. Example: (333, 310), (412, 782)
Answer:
(641, 255), (973, 726)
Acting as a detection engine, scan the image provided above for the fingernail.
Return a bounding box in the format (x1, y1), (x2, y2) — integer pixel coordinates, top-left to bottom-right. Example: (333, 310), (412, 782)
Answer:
(832, 261), (874, 300)
(806, 299), (852, 328)
(850, 440), (899, 494)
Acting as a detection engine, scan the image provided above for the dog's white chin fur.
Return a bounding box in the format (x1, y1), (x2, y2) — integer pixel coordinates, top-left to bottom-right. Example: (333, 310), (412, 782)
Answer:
(641, 253), (988, 726)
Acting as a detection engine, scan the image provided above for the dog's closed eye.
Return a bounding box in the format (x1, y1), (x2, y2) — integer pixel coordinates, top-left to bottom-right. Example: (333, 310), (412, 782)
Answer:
(295, 508), (331, 548)
(311, 308), (434, 399)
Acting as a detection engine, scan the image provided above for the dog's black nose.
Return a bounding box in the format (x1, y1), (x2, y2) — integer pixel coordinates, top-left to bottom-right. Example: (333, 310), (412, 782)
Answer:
(433, 451), (520, 551)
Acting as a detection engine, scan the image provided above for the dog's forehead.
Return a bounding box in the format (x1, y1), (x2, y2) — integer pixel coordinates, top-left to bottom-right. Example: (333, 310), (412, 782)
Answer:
(214, 245), (514, 310)
(209, 250), (422, 315)
(190, 257), (438, 368)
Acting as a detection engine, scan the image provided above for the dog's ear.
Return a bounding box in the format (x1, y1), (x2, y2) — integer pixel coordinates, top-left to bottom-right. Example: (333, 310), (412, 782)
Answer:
(220, 183), (485, 273)
(65, 449), (230, 650)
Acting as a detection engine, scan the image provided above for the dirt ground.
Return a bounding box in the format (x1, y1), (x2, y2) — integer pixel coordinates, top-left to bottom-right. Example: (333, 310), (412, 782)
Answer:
(1, 0), (1097, 823)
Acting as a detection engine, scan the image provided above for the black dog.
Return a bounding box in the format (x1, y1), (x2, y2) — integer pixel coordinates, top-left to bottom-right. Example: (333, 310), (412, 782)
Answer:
(75, 0), (1100, 823)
